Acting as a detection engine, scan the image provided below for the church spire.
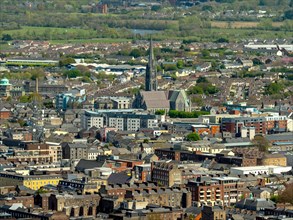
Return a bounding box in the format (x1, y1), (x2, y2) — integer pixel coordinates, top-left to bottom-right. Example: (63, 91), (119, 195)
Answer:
(145, 37), (157, 91)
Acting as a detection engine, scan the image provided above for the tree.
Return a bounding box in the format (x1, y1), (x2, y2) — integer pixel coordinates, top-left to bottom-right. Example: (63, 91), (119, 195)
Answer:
(284, 9), (293, 19)
(59, 57), (75, 67)
(151, 5), (161, 11)
(30, 68), (45, 81)
(196, 76), (208, 84)
(186, 133), (200, 141)
(143, 139), (149, 143)
(163, 64), (177, 71)
(215, 37), (229, 43)
(19, 95), (30, 103)
(176, 60), (184, 69)
(18, 119), (27, 127)
(201, 49), (210, 58)
(278, 183), (293, 205)
(1, 34), (12, 41)
(43, 100), (54, 108)
(64, 69), (82, 78)
(130, 48), (146, 58)
(202, 5), (213, 12)
(270, 195), (279, 203)
(252, 135), (271, 152)
(155, 109), (165, 115)
(265, 82), (284, 95)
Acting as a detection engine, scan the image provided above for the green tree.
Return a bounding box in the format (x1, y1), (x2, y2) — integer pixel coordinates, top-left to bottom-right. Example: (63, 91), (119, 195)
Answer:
(201, 49), (210, 58)
(30, 68), (45, 81)
(265, 82), (284, 95)
(64, 69), (82, 78)
(186, 133), (201, 141)
(59, 57), (75, 67)
(163, 64), (177, 71)
(252, 135), (271, 152)
(143, 139), (149, 143)
(284, 9), (293, 19)
(202, 5), (213, 12)
(177, 60), (184, 69)
(130, 48), (146, 58)
(43, 100), (54, 108)
(155, 109), (165, 115)
(196, 76), (208, 84)
(215, 37), (229, 43)
(19, 95), (30, 103)
(270, 195), (279, 203)
(1, 34), (12, 41)
(18, 119), (27, 127)
(188, 86), (204, 94)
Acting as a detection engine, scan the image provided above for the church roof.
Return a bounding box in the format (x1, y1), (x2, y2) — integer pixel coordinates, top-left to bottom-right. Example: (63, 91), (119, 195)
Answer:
(140, 91), (169, 109)
(169, 90), (189, 106)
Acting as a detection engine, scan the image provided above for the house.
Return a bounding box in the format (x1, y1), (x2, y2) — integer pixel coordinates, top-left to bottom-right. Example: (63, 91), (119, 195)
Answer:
(235, 198), (275, 211)
(250, 187), (271, 199)
(195, 62), (212, 72)
(0, 108), (11, 119)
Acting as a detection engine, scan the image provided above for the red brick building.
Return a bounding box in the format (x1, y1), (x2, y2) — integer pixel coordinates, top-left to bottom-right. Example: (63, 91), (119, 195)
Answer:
(0, 107), (11, 119)
(187, 176), (247, 207)
(221, 117), (267, 135)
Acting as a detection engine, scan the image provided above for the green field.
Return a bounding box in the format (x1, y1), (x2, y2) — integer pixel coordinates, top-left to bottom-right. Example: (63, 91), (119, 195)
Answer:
(1, 24), (292, 44)
(50, 38), (131, 44)
(2, 26), (96, 39)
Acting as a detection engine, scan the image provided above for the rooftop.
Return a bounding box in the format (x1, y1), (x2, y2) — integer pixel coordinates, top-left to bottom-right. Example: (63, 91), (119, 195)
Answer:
(231, 165), (291, 171)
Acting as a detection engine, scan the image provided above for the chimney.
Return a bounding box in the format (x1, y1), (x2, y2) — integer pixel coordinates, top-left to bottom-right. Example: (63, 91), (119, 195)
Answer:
(36, 77), (39, 94)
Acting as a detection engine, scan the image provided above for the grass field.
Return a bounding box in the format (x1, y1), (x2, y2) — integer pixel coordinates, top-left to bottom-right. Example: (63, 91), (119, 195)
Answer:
(1, 23), (292, 45)
(211, 21), (284, 28)
(50, 38), (131, 44)
(1, 26), (132, 44)
(2, 26), (96, 37)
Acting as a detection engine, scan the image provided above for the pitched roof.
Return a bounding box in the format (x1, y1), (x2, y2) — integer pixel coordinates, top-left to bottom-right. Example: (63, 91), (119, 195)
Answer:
(107, 172), (132, 184)
(140, 91), (169, 109)
(75, 159), (105, 172)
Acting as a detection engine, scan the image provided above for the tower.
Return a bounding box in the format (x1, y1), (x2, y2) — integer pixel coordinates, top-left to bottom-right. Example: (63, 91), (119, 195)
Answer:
(145, 38), (158, 91)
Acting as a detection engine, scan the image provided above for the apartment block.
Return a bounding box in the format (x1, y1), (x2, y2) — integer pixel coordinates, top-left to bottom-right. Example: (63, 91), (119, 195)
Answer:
(187, 176), (246, 207)
(221, 117), (266, 135)
(0, 172), (62, 190)
(82, 110), (157, 131)
(151, 161), (182, 187)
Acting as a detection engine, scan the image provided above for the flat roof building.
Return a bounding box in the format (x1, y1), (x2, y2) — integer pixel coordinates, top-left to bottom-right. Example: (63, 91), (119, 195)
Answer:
(230, 165), (292, 175)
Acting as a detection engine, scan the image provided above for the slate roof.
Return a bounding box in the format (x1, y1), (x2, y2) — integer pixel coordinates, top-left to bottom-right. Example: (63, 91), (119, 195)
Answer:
(75, 159), (105, 172)
(107, 172), (132, 184)
(140, 91), (169, 109)
(235, 198), (275, 211)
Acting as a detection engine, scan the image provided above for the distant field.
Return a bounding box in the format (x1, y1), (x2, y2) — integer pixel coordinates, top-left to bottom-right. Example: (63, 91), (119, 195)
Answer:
(1, 26), (132, 44)
(2, 26), (95, 37)
(211, 21), (284, 28)
(50, 38), (131, 44)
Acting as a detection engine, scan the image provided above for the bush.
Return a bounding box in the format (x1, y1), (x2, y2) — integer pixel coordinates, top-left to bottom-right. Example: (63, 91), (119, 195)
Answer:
(169, 110), (209, 118)
(186, 133), (200, 141)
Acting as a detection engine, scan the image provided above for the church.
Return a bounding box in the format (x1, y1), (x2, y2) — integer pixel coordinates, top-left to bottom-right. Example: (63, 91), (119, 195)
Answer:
(133, 39), (190, 113)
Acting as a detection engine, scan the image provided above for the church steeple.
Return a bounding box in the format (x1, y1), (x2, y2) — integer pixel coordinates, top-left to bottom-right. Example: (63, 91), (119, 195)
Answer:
(145, 37), (157, 91)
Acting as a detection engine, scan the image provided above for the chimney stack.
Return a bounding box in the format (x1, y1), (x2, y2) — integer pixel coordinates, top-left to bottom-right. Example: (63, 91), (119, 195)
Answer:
(36, 78), (39, 94)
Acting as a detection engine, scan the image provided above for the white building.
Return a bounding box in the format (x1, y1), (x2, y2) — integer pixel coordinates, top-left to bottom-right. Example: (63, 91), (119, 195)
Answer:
(230, 165), (292, 175)
(82, 109), (158, 131)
